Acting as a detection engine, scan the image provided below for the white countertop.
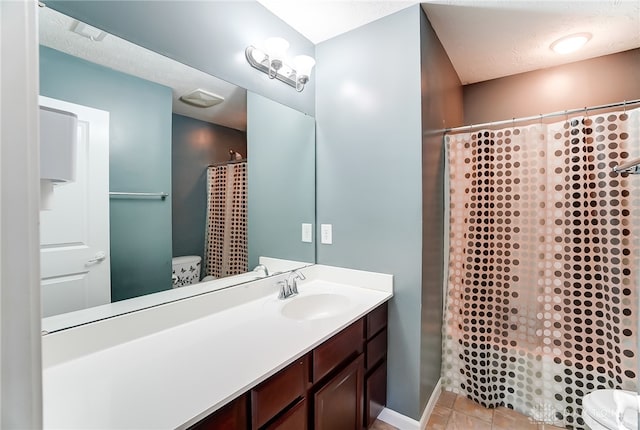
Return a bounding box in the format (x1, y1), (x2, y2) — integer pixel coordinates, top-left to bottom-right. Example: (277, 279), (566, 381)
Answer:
(42, 265), (393, 429)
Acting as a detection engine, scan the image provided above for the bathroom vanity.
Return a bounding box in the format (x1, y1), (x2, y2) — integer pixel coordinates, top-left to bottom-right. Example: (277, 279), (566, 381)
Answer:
(191, 302), (388, 429)
(41, 265), (393, 429)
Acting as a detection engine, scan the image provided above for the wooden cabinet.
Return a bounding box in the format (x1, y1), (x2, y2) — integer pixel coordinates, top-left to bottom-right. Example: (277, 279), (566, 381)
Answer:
(188, 394), (248, 430)
(364, 303), (388, 428)
(264, 399), (307, 430)
(189, 301), (388, 430)
(313, 354), (364, 430)
(251, 355), (309, 429)
(313, 319), (364, 383)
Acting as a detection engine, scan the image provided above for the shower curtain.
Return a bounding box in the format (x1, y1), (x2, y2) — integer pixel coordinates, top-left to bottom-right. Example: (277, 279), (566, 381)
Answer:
(442, 107), (640, 429)
(204, 161), (248, 279)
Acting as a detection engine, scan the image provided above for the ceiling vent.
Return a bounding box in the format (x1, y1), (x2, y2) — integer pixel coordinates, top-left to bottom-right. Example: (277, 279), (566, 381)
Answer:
(179, 89), (225, 108)
(70, 20), (107, 42)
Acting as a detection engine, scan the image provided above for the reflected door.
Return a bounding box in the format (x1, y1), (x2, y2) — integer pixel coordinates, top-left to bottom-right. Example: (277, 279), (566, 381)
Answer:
(40, 96), (110, 317)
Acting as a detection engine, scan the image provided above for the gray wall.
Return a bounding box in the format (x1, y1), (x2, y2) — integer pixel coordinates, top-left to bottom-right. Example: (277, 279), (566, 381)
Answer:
(46, 1), (315, 116)
(315, 5), (424, 419)
(171, 114), (247, 266)
(40, 46), (173, 302)
(464, 48), (640, 124)
(418, 11), (464, 412)
(247, 92), (315, 268)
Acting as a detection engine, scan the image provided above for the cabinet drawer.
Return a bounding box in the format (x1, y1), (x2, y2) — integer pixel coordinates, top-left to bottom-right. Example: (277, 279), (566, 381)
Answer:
(189, 394), (248, 430)
(366, 303), (387, 339)
(264, 398), (306, 430)
(365, 361), (387, 428)
(313, 319), (364, 383)
(251, 355), (309, 429)
(366, 328), (387, 370)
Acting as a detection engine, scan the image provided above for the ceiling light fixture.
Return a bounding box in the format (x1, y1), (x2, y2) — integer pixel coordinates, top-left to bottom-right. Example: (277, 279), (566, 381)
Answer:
(179, 89), (225, 108)
(245, 37), (315, 92)
(550, 33), (591, 54)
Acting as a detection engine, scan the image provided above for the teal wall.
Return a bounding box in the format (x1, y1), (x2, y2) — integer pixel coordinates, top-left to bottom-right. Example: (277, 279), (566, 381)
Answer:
(171, 113), (247, 266)
(315, 6), (424, 419)
(40, 46), (173, 302)
(247, 93), (315, 268)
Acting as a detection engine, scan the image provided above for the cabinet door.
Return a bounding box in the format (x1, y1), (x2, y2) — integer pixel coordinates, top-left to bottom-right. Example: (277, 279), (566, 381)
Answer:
(264, 398), (306, 430)
(365, 361), (386, 428)
(313, 354), (364, 430)
(189, 394), (248, 430)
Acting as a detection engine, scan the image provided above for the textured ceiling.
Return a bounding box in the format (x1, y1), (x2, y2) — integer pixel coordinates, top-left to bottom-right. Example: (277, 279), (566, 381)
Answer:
(258, 0), (640, 84)
(38, 7), (247, 130)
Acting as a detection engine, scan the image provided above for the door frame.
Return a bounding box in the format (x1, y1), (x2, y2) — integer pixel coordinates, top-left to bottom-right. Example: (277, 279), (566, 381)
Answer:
(0, 1), (42, 427)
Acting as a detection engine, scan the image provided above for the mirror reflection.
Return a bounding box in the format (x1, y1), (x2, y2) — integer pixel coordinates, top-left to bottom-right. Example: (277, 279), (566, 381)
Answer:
(38, 7), (315, 327)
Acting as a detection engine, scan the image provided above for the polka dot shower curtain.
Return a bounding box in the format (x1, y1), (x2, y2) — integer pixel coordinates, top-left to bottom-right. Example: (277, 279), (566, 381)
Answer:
(204, 162), (248, 279)
(442, 107), (640, 429)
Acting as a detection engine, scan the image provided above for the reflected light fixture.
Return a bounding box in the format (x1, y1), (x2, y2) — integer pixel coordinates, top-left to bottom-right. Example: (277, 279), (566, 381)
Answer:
(246, 37), (316, 92)
(550, 33), (591, 54)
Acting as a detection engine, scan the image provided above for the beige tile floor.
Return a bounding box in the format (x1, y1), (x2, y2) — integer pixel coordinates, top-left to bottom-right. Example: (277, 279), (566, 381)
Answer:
(374, 391), (567, 430)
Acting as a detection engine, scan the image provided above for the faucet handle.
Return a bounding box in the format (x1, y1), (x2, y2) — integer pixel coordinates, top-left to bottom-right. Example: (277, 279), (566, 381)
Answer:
(277, 280), (290, 299)
(288, 270), (305, 295)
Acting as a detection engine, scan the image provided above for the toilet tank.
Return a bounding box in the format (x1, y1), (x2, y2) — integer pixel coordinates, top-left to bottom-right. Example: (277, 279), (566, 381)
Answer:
(171, 256), (201, 288)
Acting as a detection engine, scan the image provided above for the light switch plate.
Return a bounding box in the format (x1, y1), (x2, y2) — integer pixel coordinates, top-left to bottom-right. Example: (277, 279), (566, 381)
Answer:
(302, 223), (313, 243)
(320, 224), (332, 245)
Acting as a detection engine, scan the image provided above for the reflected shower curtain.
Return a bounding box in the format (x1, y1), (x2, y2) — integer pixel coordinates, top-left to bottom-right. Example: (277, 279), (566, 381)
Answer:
(204, 161), (248, 278)
(442, 107), (640, 429)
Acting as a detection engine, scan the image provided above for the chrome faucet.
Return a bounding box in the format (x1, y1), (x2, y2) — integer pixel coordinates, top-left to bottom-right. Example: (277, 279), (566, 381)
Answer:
(253, 264), (269, 278)
(287, 270), (306, 295)
(277, 270), (306, 299)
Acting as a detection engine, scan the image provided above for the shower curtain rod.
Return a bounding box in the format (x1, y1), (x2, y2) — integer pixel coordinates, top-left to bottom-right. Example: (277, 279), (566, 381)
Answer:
(444, 98), (640, 134)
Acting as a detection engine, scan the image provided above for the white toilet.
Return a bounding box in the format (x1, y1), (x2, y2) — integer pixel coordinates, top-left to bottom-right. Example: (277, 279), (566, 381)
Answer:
(582, 389), (638, 430)
(171, 256), (201, 288)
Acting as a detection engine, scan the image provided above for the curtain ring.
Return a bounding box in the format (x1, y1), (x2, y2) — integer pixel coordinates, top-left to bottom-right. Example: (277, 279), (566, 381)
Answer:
(623, 100), (627, 113)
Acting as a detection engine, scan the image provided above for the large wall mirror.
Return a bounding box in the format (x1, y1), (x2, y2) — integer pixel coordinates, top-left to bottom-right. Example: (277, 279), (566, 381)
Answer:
(39, 6), (316, 332)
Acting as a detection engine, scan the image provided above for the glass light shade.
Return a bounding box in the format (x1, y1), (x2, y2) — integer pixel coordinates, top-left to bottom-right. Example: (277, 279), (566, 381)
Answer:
(264, 37), (289, 62)
(294, 55), (316, 78)
(550, 33), (591, 54)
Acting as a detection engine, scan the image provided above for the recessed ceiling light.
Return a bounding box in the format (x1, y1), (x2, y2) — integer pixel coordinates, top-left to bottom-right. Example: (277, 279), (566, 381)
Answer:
(550, 33), (592, 54)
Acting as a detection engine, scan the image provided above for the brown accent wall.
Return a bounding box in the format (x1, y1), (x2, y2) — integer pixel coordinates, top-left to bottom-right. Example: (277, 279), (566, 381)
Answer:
(419, 9), (464, 411)
(464, 48), (640, 125)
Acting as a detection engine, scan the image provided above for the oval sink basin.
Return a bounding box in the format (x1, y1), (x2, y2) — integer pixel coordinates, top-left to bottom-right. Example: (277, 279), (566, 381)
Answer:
(281, 294), (351, 321)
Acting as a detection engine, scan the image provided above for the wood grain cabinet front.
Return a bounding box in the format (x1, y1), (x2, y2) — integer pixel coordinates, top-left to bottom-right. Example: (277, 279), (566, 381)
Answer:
(313, 354), (364, 430)
(187, 301), (389, 430)
(188, 394), (248, 430)
(312, 318), (364, 384)
(251, 355), (309, 429)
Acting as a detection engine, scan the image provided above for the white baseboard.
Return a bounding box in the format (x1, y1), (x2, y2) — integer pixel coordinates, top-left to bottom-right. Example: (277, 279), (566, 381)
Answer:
(377, 408), (420, 430)
(419, 378), (442, 429)
(377, 378), (442, 430)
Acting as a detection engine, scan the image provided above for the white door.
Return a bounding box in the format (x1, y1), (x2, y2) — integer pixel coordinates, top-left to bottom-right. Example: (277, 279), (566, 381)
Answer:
(39, 96), (110, 318)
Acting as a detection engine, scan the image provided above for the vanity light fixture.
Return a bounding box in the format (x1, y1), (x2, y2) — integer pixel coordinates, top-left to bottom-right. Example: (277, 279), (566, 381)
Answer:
(245, 37), (316, 92)
(550, 32), (591, 54)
